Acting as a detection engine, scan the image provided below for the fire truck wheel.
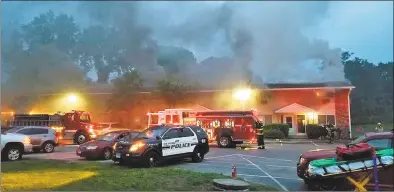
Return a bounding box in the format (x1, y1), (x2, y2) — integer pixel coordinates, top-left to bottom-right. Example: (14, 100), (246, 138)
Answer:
(218, 136), (232, 148)
(191, 147), (204, 163)
(74, 132), (89, 145)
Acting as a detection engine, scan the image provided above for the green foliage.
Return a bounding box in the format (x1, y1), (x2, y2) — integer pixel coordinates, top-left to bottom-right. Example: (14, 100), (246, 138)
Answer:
(108, 69), (143, 112)
(305, 124), (328, 139)
(263, 124), (290, 139)
(1, 160), (277, 191)
(264, 129), (286, 139)
(343, 53), (393, 124)
(156, 77), (193, 108)
(157, 46), (197, 76)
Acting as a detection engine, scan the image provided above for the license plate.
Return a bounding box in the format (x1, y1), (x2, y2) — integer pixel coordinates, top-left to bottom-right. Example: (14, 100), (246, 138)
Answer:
(116, 152), (121, 158)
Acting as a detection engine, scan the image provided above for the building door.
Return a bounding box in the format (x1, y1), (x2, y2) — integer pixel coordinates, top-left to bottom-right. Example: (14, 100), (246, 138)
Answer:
(284, 116), (293, 129)
(297, 115), (306, 134)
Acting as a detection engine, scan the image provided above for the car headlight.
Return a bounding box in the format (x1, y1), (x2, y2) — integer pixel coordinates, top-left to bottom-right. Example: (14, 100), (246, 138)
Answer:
(113, 142), (118, 150)
(129, 142), (145, 152)
(299, 157), (306, 165)
(86, 146), (98, 150)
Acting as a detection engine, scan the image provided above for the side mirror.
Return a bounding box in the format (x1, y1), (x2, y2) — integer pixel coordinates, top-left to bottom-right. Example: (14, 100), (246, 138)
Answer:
(156, 136), (161, 140)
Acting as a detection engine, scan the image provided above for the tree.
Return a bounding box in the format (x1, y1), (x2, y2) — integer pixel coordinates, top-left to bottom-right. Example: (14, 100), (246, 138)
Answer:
(343, 54), (393, 124)
(157, 46), (197, 76)
(108, 69), (143, 112)
(155, 77), (193, 108)
(1, 11), (85, 112)
(74, 26), (125, 83)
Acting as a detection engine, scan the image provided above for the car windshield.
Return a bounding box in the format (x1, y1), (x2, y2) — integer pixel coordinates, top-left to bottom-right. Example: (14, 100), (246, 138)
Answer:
(97, 132), (119, 141)
(4, 127), (23, 133)
(98, 124), (110, 129)
(349, 134), (367, 145)
(138, 127), (168, 138)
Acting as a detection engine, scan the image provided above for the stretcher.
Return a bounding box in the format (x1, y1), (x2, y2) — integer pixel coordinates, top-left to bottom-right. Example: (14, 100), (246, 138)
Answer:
(307, 149), (393, 191)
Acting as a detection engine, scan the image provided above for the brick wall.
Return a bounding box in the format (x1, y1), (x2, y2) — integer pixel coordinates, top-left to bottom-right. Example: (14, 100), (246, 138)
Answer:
(334, 89), (351, 138)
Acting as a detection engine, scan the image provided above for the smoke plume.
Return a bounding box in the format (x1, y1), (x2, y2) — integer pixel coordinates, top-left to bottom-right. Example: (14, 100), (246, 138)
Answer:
(2, 1), (348, 89)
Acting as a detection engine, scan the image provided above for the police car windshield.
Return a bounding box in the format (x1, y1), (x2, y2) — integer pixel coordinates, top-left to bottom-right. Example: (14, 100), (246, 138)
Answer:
(139, 127), (168, 138)
(98, 132), (119, 141)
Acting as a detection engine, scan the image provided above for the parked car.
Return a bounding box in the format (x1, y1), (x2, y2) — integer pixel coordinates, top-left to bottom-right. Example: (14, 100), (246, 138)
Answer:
(99, 122), (129, 134)
(4, 126), (59, 153)
(1, 132), (33, 161)
(297, 131), (394, 188)
(112, 125), (210, 167)
(77, 130), (140, 160)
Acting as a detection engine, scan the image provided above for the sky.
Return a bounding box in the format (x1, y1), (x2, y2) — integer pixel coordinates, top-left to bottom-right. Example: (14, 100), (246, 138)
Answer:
(1, 1), (393, 83)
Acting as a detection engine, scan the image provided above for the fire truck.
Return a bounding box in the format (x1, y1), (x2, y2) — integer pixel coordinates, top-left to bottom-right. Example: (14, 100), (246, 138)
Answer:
(6, 110), (102, 144)
(147, 108), (262, 148)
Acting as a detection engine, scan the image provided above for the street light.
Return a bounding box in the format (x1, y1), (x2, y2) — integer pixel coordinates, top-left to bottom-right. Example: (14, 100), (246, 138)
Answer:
(67, 94), (78, 103)
(233, 88), (252, 110)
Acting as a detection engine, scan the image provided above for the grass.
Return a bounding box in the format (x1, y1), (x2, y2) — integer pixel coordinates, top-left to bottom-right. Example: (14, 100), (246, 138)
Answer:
(1, 160), (277, 191)
(351, 123), (393, 137)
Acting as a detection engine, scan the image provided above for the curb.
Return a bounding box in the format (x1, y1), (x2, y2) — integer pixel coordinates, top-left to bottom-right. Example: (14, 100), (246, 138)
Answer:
(264, 140), (350, 145)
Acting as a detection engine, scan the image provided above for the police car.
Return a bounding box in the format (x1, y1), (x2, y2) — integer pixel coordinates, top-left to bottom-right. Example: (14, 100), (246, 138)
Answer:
(112, 125), (209, 167)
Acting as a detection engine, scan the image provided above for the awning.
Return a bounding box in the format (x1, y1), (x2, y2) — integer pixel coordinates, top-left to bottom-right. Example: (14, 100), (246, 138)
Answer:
(275, 103), (316, 113)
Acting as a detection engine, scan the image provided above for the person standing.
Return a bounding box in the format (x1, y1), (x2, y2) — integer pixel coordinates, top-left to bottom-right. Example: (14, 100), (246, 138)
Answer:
(256, 122), (265, 149)
(375, 122), (384, 132)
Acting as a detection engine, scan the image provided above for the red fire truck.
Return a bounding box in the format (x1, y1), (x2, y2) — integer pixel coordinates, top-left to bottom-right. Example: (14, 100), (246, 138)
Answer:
(6, 110), (102, 144)
(147, 108), (262, 148)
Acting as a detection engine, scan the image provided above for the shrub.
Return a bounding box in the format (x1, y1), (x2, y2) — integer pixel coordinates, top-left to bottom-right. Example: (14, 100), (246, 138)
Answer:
(306, 124), (328, 139)
(264, 128), (286, 139)
(263, 124), (290, 138)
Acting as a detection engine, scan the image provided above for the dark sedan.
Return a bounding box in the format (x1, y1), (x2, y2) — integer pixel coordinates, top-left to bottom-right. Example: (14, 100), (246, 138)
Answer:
(76, 130), (140, 160)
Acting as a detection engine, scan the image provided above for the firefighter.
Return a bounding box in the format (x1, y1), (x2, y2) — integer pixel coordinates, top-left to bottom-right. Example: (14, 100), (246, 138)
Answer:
(256, 122), (265, 149)
(375, 122), (384, 132)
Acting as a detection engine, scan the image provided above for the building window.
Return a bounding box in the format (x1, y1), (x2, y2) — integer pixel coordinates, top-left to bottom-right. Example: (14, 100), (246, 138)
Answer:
(317, 115), (335, 125)
(264, 115), (272, 125)
(166, 115), (171, 124)
(172, 115), (180, 124)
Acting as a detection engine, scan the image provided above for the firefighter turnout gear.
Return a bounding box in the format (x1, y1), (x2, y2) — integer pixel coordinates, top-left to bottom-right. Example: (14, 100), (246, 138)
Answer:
(256, 128), (265, 149)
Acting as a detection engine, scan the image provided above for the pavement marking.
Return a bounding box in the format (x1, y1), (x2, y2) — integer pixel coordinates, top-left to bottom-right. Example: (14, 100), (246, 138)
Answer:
(193, 163), (259, 170)
(205, 159), (254, 164)
(238, 154), (289, 191)
(237, 174), (302, 181)
(205, 154), (238, 159)
(238, 154), (295, 162)
(265, 164), (296, 169)
(310, 141), (319, 147)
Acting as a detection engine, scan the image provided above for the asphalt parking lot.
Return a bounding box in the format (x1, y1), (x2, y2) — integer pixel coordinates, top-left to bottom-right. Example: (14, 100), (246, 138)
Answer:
(24, 142), (341, 191)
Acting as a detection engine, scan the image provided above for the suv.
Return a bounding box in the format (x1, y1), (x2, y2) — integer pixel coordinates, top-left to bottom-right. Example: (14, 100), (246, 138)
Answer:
(1, 132), (33, 161)
(5, 126), (58, 153)
(112, 125), (210, 167)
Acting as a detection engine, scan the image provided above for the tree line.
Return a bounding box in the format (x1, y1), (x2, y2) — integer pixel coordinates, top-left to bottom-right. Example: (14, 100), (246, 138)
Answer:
(2, 11), (392, 125)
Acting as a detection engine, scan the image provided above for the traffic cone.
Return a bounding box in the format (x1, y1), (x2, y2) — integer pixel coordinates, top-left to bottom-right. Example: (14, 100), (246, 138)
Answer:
(232, 164), (237, 179)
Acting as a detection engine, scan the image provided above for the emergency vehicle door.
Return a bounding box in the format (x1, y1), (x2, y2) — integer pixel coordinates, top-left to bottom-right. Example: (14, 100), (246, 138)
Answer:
(178, 127), (198, 154)
(161, 128), (180, 156)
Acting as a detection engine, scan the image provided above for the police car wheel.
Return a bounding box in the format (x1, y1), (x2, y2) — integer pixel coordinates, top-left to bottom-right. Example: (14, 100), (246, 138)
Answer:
(144, 151), (159, 168)
(192, 148), (204, 163)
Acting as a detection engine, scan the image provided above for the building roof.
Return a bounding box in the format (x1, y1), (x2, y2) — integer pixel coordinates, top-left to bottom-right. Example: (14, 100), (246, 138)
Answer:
(40, 81), (354, 96)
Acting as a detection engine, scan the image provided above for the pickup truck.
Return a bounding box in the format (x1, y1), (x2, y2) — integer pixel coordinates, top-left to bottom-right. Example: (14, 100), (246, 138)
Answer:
(1, 132), (33, 161)
(297, 131), (394, 190)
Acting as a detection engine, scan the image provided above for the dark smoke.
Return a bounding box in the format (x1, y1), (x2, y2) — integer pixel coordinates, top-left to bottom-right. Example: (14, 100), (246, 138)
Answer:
(2, 1), (348, 90)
